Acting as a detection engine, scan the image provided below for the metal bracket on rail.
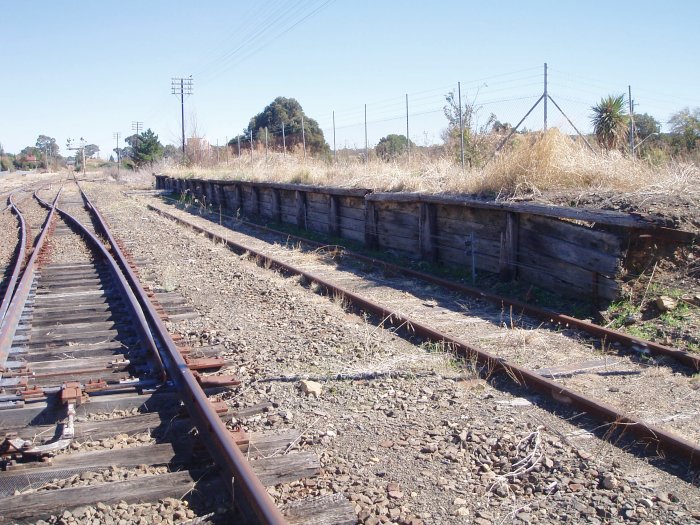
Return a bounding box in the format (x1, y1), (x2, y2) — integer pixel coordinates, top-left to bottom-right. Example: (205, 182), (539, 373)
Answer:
(192, 370), (241, 388)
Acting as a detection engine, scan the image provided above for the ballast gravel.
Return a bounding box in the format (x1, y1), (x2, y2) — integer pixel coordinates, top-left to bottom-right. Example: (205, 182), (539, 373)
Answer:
(80, 178), (700, 525)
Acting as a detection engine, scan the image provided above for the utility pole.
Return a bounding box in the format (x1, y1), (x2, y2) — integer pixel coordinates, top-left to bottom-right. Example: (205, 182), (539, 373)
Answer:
(458, 82), (465, 171)
(171, 76), (193, 158)
(301, 115), (307, 160)
(543, 62), (548, 131)
(113, 132), (121, 177)
(282, 122), (287, 157)
(628, 85), (635, 156)
(237, 136), (241, 158)
(131, 122), (142, 164)
(405, 94), (410, 163)
(332, 111), (336, 163)
(265, 128), (269, 162)
(249, 127), (253, 162)
(364, 104), (368, 162)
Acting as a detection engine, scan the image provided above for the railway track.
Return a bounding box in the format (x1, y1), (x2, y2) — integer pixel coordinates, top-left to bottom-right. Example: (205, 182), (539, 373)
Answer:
(141, 190), (700, 470)
(0, 179), (355, 524)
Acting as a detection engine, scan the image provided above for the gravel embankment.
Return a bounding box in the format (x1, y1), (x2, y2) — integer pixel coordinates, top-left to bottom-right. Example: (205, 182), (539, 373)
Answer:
(81, 180), (700, 525)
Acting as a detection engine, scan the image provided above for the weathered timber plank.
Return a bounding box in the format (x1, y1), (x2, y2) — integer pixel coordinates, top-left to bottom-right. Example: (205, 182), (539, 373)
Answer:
(419, 202), (438, 262)
(499, 212), (519, 280)
(436, 244), (501, 274)
(0, 443), (193, 497)
(306, 218), (330, 234)
(364, 200), (379, 249)
(338, 215), (365, 234)
(24, 356), (121, 373)
(222, 180), (369, 197)
(0, 471), (194, 521)
(22, 328), (130, 346)
(520, 214), (621, 255)
(339, 226), (365, 243)
(295, 190), (307, 229)
(33, 278), (105, 289)
(0, 392), (179, 429)
(518, 246), (619, 296)
(535, 358), (622, 378)
(23, 310), (125, 325)
(366, 191), (675, 230)
(305, 191), (329, 204)
(251, 451), (320, 486)
(329, 195), (341, 237)
(376, 232), (419, 254)
(270, 188), (282, 223)
(518, 263), (617, 301)
(17, 340), (138, 361)
(435, 214), (504, 239)
(519, 228), (620, 276)
(29, 298), (113, 311)
(306, 208), (329, 224)
(283, 493), (357, 525)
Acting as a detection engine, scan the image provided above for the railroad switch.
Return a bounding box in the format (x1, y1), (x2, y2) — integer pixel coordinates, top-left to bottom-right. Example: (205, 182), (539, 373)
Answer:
(59, 381), (85, 441)
(60, 381), (85, 406)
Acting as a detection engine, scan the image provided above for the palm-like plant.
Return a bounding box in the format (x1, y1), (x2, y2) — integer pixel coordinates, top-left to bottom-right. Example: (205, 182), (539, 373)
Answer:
(591, 94), (628, 150)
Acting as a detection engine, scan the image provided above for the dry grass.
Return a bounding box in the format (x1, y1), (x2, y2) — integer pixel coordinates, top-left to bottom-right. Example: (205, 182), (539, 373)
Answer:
(157, 130), (700, 200)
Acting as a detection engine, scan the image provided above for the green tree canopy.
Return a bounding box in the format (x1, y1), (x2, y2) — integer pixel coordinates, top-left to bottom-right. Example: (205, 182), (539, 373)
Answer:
(668, 107), (700, 152)
(633, 113), (660, 140)
(591, 94), (628, 150)
(35, 135), (60, 157)
(84, 144), (100, 158)
(229, 97), (329, 155)
(375, 134), (414, 161)
(126, 129), (164, 167)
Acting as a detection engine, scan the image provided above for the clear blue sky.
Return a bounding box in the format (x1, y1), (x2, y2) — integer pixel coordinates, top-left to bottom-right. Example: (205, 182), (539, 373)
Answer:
(1, 1), (698, 158)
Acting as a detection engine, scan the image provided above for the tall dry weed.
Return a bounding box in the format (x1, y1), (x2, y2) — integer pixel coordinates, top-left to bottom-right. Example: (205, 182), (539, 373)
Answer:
(157, 130), (699, 202)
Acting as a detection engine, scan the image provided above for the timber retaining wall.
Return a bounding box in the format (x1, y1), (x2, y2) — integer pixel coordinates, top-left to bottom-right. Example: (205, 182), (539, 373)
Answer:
(154, 175), (665, 302)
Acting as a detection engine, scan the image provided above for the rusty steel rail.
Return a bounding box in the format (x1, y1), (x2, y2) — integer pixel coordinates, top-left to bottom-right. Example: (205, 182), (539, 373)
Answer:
(0, 192), (29, 324)
(0, 190), (62, 367)
(78, 186), (288, 525)
(33, 191), (168, 383)
(151, 202), (700, 372)
(151, 205), (700, 469)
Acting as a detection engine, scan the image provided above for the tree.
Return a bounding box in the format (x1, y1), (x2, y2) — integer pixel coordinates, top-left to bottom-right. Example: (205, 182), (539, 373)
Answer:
(126, 129), (164, 167)
(442, 90), (495, 167)
(84, 144), (100, 158)
(590, 94), (628, 150)
(375, 134), (414, 161)
(163, 144), (180, 159)
(230, 97), (329, 155)
(633, 113), (660, 140)
(35, 135), (60, 157)
(668, 107), (700, 152)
